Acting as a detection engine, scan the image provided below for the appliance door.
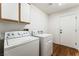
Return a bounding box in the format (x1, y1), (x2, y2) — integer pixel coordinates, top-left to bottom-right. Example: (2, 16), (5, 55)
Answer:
(46, 40), (53, 56)
(41, 37), (53, 56)
(4, 39), (39, 56)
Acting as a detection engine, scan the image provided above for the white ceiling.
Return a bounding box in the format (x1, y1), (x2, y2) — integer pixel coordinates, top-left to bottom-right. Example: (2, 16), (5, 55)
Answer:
(32, 3), (79, 15)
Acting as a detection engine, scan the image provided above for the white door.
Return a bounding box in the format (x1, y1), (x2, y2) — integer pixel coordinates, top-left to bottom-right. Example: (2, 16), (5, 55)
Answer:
(60, 15), (76, 48)
(76, 15), (79, 50)
(51, 17), (60, 44)
(1, 3), (19, 20)
(21, 3), (31, 22)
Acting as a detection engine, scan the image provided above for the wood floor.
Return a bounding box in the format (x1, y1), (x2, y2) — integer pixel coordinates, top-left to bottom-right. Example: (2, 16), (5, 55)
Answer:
(53, 43), (79, 56)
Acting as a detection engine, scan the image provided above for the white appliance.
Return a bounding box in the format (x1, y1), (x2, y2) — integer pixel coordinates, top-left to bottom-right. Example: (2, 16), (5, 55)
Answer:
(4, 31), (39, 56)
(32, 31), (53, 56)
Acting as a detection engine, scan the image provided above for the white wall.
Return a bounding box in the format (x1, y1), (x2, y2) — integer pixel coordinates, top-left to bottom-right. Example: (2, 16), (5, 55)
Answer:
(24, 5), (48, 33)
(0, 22), (26, 32)
(0, 4), (48, 33)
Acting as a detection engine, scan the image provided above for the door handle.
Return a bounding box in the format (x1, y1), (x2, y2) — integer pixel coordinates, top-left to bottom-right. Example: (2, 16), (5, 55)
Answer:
(60, 31), (62, 34)
(60, 29), (62, 34)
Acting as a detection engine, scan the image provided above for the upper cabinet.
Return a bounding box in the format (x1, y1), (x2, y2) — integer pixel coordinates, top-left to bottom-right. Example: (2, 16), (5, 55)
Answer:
(0, 3), (31, 24)
(20, 3), (31, 23)
(1, 3), (19, 21)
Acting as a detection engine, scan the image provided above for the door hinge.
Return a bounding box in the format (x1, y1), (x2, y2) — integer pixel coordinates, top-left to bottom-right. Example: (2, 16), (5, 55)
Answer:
(75, 42), (77, 46)
(75, 29), (77, 32)
(75, 16), (77, 19)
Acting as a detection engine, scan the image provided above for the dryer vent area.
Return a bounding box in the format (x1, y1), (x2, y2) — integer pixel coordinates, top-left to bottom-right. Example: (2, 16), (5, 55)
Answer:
(0, 40), (4, 56)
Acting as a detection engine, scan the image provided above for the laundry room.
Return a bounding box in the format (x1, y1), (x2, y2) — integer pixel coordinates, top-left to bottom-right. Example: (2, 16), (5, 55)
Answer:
(0, 3), (79, 56)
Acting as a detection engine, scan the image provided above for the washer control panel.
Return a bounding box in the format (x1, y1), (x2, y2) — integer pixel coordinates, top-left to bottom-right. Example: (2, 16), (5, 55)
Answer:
(5, 31), (31, 40)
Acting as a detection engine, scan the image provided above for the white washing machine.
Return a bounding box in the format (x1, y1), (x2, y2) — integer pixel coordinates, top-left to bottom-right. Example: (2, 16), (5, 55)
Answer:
(34, 33), (53, 56)
(4, 31), (39, 56)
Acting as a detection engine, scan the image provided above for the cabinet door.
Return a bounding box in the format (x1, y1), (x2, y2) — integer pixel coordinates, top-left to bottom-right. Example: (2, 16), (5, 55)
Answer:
(60, 15), (75, 48)
(21, 3), (31, 22)
(1, 3), (19, 21)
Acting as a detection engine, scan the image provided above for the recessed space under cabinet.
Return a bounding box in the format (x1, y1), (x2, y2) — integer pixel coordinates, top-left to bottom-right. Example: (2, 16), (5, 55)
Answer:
(0, 3), (30, 24)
